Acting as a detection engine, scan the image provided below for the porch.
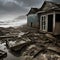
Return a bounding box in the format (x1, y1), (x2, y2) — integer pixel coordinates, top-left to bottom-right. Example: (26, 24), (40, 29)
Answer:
(39, 12), (60, 35)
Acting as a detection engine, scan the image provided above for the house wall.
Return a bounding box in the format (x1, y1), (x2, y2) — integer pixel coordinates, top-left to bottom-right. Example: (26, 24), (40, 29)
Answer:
(27, 14), (39, 28)
(39, 12), (60, 35)
(54, 22), (60, 35)
(54, 12), (60, 35)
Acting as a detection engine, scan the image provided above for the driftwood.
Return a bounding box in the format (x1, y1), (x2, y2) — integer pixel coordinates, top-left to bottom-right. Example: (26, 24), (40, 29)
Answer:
(33, 48), (46, 58)
(47, 47), (60, 55)
(32, 46), (60, 58)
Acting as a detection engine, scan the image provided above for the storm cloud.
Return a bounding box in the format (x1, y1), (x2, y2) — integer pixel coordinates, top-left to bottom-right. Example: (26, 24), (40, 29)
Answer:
(0, 0), (60, 27)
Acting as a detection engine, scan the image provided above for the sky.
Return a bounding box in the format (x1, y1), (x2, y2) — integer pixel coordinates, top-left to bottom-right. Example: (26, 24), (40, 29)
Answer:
(0, 0), (60, 27)
(0, 0), (44, 21)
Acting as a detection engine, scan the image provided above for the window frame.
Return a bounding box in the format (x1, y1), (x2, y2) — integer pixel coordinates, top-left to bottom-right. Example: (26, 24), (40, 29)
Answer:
(40, 15), (47, 31)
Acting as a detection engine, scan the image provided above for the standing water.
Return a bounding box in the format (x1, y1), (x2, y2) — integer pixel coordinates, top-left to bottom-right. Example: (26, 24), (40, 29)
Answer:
(0, 18), (28, 60)
(0, 42), (26, 60)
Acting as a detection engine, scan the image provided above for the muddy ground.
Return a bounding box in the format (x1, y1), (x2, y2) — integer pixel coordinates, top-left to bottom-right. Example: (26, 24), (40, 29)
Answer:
(0, 26), (60, 60)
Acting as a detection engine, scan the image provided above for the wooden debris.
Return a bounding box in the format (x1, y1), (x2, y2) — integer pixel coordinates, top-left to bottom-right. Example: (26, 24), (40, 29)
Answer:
(6, 39), (34, 51)
(33, 48), (45, 58)
(47, 47), (60, 55)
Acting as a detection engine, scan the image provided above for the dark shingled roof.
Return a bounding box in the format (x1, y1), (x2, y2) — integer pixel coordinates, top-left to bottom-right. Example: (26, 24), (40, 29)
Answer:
(27, 8), (39, 16)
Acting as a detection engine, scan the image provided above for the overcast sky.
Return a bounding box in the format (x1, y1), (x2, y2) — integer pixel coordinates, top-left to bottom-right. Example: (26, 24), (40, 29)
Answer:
(0, 0), (60, 21)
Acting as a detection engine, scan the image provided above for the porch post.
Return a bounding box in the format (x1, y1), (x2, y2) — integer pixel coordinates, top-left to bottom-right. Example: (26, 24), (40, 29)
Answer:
(53, 12), (55, 32)
(40, 16), (42, 31)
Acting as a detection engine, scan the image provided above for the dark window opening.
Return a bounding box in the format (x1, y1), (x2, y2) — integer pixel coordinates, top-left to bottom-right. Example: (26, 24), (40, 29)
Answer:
(31, 22), (32, 27)
(56, 14), (60, 22)
(48, 14), (53, 32)
(42, 16), (43, 30)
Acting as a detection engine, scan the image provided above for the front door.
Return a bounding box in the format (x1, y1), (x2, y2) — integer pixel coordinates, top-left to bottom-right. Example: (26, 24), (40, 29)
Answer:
(48, 14), (53, 32)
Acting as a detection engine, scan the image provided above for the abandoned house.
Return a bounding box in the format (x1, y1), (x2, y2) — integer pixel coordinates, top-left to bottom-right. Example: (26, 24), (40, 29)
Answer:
(27, 1), (60, 35)
(27, 8), (39, 28)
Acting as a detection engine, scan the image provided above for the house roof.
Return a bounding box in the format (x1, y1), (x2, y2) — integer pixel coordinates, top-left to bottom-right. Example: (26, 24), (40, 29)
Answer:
(37, 11), (45, 14)
(27, 8), (39, 16)
(38, 1), (60, 13)
(41, 1), (60, 9)
(27, 1), (60, 16)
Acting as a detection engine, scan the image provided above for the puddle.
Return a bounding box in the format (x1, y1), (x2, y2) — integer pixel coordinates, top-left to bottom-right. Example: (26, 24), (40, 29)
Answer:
(0, 42), (26, 60)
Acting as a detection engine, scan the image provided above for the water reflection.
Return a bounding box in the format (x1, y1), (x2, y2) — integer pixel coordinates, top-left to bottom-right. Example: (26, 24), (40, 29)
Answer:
(0, 42), (25, 60)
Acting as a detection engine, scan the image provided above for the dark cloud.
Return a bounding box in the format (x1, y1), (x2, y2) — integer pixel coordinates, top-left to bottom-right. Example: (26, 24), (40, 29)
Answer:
(49, 0), (60, 3)
(17, 0), (44, 7)
(0, 0), (44, 13)
(0, 0), (28, 13)
(0, 0), (60, 20)
(0, 0), (29, 20)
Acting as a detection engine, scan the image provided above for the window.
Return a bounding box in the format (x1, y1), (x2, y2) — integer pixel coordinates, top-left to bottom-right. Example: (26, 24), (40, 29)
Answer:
(41, 15), (46, 30)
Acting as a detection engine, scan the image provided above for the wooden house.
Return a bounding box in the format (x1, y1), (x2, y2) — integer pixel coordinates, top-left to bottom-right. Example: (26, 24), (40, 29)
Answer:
(37, 1), (60, 35)
(27, 1), (60, 35)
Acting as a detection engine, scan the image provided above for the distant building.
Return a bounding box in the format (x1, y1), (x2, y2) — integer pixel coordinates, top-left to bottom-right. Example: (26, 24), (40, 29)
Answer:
(27, 1), (60, 35)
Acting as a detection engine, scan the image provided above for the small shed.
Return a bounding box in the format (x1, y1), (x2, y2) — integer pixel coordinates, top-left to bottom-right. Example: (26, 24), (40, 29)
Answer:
(27, 8), (39, 28)
(38, 1), (60, 35)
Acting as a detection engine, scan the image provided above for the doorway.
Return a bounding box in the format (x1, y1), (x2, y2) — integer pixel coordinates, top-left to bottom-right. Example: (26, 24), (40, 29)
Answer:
(48, 14), (53, 32)
(31, 22), (32, 27)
